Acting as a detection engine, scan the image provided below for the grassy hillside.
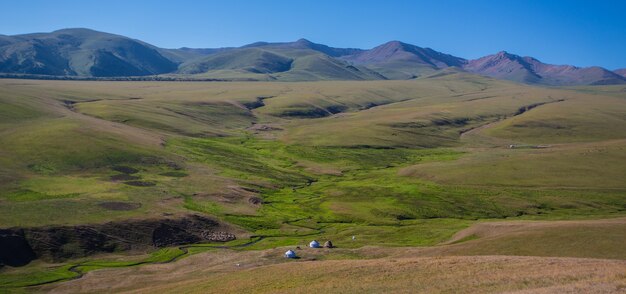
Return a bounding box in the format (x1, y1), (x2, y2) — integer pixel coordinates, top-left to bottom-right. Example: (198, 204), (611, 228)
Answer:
(1, 76), (624, 228)
(0, 75), (625, 291)
(178, 47), (384, 81)
(178, 48), (294, 75)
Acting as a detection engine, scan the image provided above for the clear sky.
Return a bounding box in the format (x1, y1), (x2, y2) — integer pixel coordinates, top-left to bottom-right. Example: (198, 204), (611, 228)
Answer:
(2, 0), (625, 69)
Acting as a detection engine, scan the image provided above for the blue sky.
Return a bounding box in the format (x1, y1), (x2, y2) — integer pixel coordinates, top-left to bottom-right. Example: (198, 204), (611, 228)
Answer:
(2, 0), (625, 69)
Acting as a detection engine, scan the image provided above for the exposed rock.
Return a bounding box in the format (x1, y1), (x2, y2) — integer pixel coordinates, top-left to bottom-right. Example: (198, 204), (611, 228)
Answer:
(201, 231), (236, 242)
(248, 197), (263, 205)
(124, 180), (156, 187)
(0, 215), (233, 265)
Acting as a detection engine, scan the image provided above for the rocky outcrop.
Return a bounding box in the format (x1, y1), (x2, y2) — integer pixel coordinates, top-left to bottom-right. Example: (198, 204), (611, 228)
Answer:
(0, 215), (235, 266)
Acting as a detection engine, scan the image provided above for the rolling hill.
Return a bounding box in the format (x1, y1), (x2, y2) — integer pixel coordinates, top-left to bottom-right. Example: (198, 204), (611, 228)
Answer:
(177, 46), (383, 81)
(241, 38), (363, 57)
(0, 28), (177, 77)
(0, 28), (624, 85)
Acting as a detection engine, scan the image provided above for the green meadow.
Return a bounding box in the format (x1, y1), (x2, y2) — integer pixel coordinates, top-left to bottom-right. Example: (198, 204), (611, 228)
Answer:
(0, 76), (625, 290)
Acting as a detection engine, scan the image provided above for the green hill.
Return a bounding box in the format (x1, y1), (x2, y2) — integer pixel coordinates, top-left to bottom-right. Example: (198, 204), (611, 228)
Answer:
(178, 46), (384, 81)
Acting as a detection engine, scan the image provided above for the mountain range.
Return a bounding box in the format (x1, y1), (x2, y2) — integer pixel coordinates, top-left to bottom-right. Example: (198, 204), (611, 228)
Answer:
(0, 28), (624, 85)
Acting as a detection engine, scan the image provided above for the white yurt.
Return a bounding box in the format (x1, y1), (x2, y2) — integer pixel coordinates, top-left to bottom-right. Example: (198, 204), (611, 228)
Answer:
(285, 250), (297, 258)
(309, 240), (320, 248)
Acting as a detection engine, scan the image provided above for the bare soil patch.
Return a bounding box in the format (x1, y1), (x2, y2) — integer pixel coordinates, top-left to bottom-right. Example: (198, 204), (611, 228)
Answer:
(109, 174), (140, 181)
(124, 181), (156, 187)
(98, 202), (142, 211)
(159, 171), (188, 177)
(112, 166), (139, 174)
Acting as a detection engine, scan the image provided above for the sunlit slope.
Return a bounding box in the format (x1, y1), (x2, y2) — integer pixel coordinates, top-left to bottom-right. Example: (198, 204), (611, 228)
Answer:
(11, 74), (611, 149)
(486, 95), (626, 143)
(177, 44), (384, 81)
(0, 81), (221, 226)
(402, 85), (626, 190)
(403, 140), (626, 189)
(2, 77), (625, 229)
(437, 217), (626, 259)
(281, 74), (580, 147)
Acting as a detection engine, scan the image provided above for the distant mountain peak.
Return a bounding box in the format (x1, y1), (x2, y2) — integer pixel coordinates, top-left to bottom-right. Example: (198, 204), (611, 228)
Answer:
(291, 38), (317, 49)
(491, 51), (523, 61)
(464, 51), (625, 85)
(341, 40), (465, 70)
(377, 40), (412, 51)
(52, 27), (100, 33)
(383, 40), (405, 46)
(295, 38), (313, 45)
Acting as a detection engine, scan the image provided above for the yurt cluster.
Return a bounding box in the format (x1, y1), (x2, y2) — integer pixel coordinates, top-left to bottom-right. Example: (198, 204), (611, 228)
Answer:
(284, 240), (334, 259)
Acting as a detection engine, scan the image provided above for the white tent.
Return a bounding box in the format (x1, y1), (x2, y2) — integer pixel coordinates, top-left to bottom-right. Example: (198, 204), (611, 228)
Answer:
(309, 240), (320, 248)
(285, 250), (297, 258)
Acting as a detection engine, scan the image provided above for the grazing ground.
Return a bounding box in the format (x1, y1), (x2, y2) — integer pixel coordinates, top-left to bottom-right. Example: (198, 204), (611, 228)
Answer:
(0, 75), (625, 292)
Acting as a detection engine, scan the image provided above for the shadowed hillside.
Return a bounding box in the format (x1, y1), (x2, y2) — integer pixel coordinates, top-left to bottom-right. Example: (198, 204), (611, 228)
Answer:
(0, 28), (177, 77)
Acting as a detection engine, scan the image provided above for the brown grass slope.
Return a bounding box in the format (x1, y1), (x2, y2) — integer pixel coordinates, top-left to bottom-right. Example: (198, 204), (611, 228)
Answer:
(46, 256), (626, 294)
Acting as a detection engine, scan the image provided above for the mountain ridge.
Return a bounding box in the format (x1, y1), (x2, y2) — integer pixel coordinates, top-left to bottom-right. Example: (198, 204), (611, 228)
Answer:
(464, 51), (626, 85)
(0, 28), (624, 85)
(0, 28), (178, 77)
